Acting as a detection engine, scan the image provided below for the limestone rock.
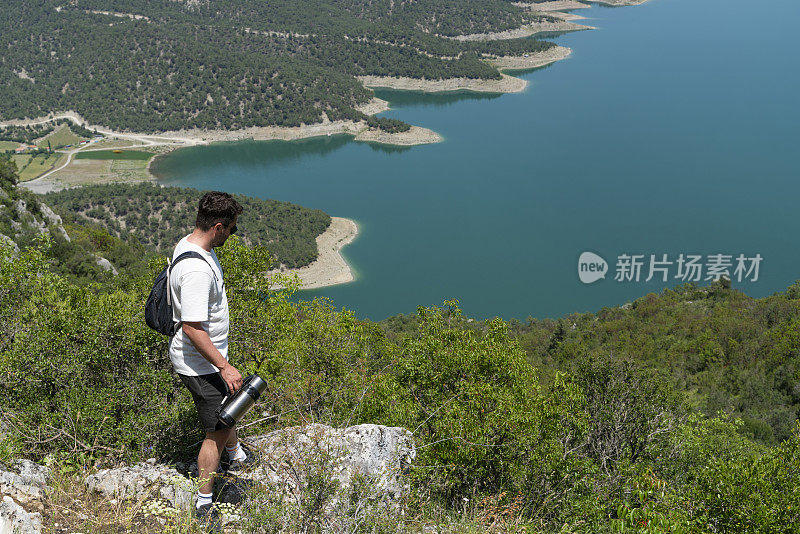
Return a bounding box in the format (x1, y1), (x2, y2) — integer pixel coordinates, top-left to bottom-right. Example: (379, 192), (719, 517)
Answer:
(37, 203), (61, 228)
(6, 198), (70, 244)
(12, 200), (46, 235)
(95, 255), (118, 275)
(83, 423), (415, 523)
(0, 460), (48, 534)
(38, 204), (70, 242)
(0, 496), (42, 534)
(85, 460), (192, 510)
(0, 460), (50, 509)
(243, 423), (415, 510)
(0, 234), (18, 254)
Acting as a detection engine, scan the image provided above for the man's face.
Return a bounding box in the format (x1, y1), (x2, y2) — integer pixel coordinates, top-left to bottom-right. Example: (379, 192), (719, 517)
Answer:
(210, 216), (238, 249)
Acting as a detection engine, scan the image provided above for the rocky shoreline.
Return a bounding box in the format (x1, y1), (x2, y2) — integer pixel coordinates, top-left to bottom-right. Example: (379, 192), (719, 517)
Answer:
(360, 45), (573, 94)
(272, 216), (359, 290)
(515, 0), (591, 11)
(0, 98), (439, 154)
(444, 19), (592, 41)
(590, 0), (650, 6)
(489, 45), (573, 71)
(157, 98), (440, 147)
(359, 72), (527, 94)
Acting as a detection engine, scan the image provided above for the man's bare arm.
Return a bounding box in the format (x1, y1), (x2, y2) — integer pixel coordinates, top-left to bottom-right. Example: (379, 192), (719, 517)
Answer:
(182, 321), (243, 394)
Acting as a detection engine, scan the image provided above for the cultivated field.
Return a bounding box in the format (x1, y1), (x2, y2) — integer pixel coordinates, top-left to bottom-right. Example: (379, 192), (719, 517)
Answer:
(18, 153), (65, 181)
(10, 154), (32, 170)
(75, 149), (154, 160)
(0, 141), (20, 151)
(47, 157), (151, 186)
(35, 124), (88, 149)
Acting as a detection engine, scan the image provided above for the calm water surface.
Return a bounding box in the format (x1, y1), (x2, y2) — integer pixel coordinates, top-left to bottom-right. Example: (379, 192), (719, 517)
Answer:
(153, 0), (800, 320)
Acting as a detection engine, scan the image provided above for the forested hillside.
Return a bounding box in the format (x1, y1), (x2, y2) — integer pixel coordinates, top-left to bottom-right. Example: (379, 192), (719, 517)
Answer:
(44, 182), (331, 268)
(1, 157), (331, 286)
(1, 1), (556, 132)
(0, 156), (151, 284)
(382, 280), (800, 446)
(0, 119), (96, 144)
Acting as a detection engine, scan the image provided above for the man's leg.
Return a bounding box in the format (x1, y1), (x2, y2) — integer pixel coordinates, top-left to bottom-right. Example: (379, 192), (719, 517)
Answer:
(223, 426), (248, 462)
(198, 427), (233, 494)
(225, 427), (238, 449)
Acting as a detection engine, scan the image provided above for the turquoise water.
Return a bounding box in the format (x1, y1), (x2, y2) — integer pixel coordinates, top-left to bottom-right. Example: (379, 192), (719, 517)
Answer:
(153, 0), (800, 321)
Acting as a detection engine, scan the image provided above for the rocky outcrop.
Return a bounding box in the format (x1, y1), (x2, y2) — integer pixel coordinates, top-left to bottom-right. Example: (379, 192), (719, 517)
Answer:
(85, 458), (192, 510)
(3, 197), (70, 244)
(12, 199), (46, 236)
(38, 204), (70, 242)
(0, 496), (42, 534)
(0, 460), (49, 509)
(0, 459), (49, 534)
(95, 255), (118, 275)
(0, 234), (18, 254)
(84, 424), (415, 520)
(245, 423), (415, 510)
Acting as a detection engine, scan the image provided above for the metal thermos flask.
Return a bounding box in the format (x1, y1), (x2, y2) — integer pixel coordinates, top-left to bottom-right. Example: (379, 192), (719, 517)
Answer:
(217, 374), (267, 427)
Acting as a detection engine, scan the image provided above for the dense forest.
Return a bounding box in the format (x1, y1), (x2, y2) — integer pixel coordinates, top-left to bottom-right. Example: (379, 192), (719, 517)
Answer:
(0, 120), (96, 147)
(2, 160), (800, 532)
(1, 1), (557, 132)
(0, 123), (55, 145)
(383, 280), (800, 447)
(44, 182), (331, 269)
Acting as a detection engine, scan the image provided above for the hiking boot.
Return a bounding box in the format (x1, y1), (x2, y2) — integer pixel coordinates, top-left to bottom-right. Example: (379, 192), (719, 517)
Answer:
(195, 503), (222, 532)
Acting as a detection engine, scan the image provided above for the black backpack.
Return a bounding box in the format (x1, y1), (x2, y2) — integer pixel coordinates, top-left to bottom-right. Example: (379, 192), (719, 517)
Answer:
(145, 251), (216, 336)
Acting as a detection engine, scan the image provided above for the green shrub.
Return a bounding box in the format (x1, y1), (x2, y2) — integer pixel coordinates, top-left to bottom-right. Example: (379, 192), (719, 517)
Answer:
(672, 417), (800, 533)
(0, 236), (195, 461)
(363, 301), (554, 503)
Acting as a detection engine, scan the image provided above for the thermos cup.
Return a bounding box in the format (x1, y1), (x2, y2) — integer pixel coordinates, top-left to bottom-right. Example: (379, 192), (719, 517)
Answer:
(217, 374), (267, 427)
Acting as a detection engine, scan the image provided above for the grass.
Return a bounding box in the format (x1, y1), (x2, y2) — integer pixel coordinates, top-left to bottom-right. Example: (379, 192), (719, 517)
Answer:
(110, 159), (151, 181)
(43, 463), (203, 534)
(18, 153), (66, 181)
(49, 159), (113, 184)
(48, 157), (151, 186)
(0, 141), (21, 151)
(35, 124), (88, 149)
(11, 154), (32, 170)
(90, 138), (145, 149)
(75, 150), (155, 160)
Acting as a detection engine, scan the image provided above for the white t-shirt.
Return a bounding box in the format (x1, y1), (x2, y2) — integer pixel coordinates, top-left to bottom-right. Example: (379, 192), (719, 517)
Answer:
(168, 236), (229, 376)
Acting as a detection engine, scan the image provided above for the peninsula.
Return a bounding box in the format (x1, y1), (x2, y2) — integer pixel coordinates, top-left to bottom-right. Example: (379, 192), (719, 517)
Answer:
(2, 0), (652, 288)
(271, 217), (359, 290)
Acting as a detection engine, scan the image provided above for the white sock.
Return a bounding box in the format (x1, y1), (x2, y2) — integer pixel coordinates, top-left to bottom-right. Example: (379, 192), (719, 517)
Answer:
(226, 442), (247, 462)
(196, 492), (213, 509)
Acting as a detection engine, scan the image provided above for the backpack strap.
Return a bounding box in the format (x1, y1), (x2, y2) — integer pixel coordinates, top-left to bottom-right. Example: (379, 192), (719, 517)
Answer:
(166, 251), (218, 309)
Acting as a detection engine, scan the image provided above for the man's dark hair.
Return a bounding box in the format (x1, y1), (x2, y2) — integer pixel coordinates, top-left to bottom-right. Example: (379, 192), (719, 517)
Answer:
(195, 191), (243, 231)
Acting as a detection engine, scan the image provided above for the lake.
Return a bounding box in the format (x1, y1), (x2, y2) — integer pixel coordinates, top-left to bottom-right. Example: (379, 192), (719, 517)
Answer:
(152, 0), (800, 321)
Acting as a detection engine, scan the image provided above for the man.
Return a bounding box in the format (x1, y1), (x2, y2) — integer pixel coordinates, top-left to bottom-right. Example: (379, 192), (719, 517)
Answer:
(169, 191), (252, 521)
